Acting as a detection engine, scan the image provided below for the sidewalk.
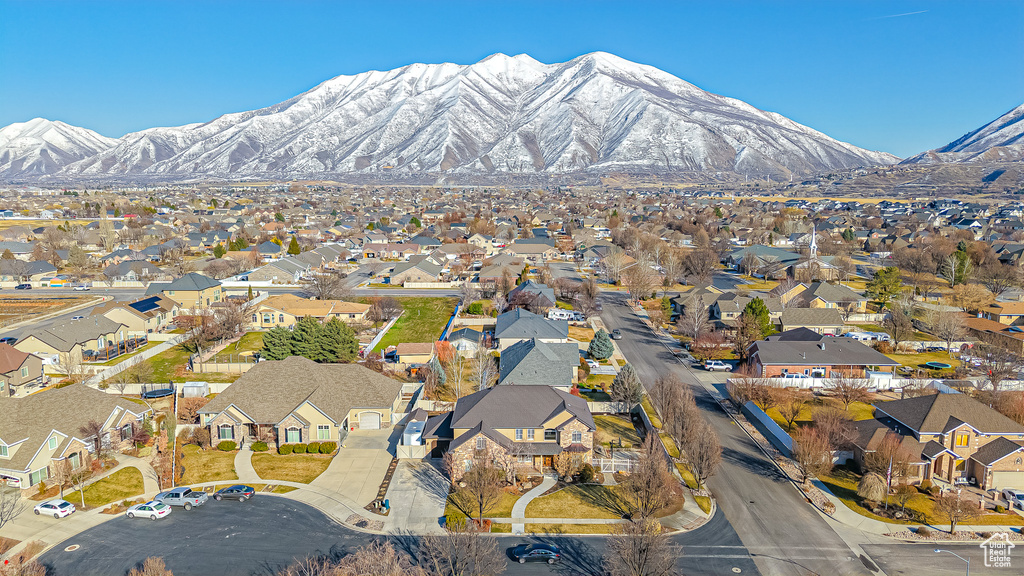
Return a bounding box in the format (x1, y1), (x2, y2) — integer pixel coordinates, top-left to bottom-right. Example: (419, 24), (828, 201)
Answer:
(511, 474), (557, 534)
(233, 445), (260, 483)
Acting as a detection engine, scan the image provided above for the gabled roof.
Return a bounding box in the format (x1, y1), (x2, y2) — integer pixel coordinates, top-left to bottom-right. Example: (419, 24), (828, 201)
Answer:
(801, 281), (866, 304)
(971, 437), (1024, 466)
(20, 316), (126, 352)
(874, 394), (1024, 435)
(0, 343), (32, 374)
(495, 308), (568, 340)
(448, 385), (594, 431)
(161, 272), (220, 291)
(780, 307), (844, 327)
(749, 338), (898, 367)
(498, 338), (579, 387)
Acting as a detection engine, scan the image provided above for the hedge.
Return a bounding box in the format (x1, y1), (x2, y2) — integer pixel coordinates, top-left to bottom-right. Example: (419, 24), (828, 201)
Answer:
(278, 444), (293, 455)
(217, 441), (236, 452)
(319, 441), (337, 454)
(251, 441), (269, 452)
(292, 443), (307, 454)
(306, 441), (320, 454)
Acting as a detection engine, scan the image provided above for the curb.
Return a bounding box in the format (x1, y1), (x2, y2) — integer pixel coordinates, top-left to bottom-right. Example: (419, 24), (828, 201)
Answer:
(0, 294), (109, 334)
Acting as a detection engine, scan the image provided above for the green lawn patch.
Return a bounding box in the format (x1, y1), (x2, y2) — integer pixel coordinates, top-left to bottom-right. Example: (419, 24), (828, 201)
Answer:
(64, 468), (144, 509)
(556, 301), (573, 310)
(640, 396), (662, 428)
(694, 496), (712, 514)
(594, 415), (641, 449)
(179, 444), (238, 484)
(676, 463), (698, 490)
(251, 453), (333, 484)
(886, 351), (961, 373)
(91, 341), (161, 366)
(370, 297), (458, 352)
(584, 374), (614, 391)
(228, 331), (264, 354)
(525, 484), (628, 519)
(660, 433), (680, 459)
(445, 490), (521, 521)
(765, 398), (876, 431)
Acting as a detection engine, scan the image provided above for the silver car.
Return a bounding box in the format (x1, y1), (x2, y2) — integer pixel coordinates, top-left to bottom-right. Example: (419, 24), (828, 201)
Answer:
(1002, 488), (1024, 510)
(126, 501), (172, 520)
(155, 486), (209, 510)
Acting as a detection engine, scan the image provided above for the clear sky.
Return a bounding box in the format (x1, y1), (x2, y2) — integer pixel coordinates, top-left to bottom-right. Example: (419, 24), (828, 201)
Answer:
(1, 0), (1021, 158)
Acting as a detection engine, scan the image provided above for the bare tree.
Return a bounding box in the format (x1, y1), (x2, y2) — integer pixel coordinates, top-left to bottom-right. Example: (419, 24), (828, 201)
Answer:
(58, 350), (84, 382)
(825, 370), (871, 410)
(976, 343), (1023, 395)
(605, 518), (678, 576)
(683, 247), (718, 286)
(934, 491), (981, 533)
(777, 389), (810, 432)
(863, 432), (914, 486)
(677, 299), (709, 341)
(177, 397), (209, 424)
(979, 262), (1020, 297)
(449, 460), (504, 523)
(302, 271), (350, 301)
(811, 406), (853, 451)
(622, 264), (657, 304)
(128, 557), (175, 576)
(79, 419), (106, 458)
(684, 417), (722, 488)
(927, 309), (967, 356)
(0, 486), (26, 531)
(420, 522), (505, 576)
(792, 427), (833, 484)
(623, 436), (673, 519)
(881, 304), (914, 351)
(470, 342), (498, 390)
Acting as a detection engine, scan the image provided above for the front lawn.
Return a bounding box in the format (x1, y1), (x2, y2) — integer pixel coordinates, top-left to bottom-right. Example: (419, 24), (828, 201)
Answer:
(764, 398), (875, 432)
(594, 415), (641, 449)
(445, 490), (521, 521)
(371, 297), (458, 352)
(64, 468), (144, 509)
(525, 484), (628, 519)
(525, 523), (617, 534)
(568, 326), (595, 342)
(251, 453), (333, 483)
(179, 444), (238, 484)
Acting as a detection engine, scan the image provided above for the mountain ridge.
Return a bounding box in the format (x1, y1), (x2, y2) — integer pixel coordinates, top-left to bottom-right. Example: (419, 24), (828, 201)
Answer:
(902, 103), (1024, 165)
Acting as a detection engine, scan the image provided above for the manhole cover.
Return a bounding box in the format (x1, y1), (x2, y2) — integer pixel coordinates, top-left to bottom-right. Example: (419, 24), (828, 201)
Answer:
(64, 545), (80, 552)
(732, 569), (742, 574)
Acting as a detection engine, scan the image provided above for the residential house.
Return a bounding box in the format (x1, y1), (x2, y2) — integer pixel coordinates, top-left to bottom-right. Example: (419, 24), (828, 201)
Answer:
(779, 308), (845, 335)
(747, 333), (898, 378)
(103, 261), (163, 282)
(422, 385), (595, 478)
(508, 280), (556, 310)
(145, 272), (223, 311)
(711, 293), (783, 328)
(199, 357), (404, 446)
(966, 317), (1024, 355)
(0, 344), (44, 398)
(788, 282), (869, 313)
(251, 294), (370, 329)
(0, 384), (152, 489)
(494, 308), (569, 351)
(15, 316), (129, 366)
(505, 241), (558, 263)
(90, 295), (179, 335)
(390, 255), (443, 285)
(0, 260), (58, 283)
(981, 302), (1024, 326)
(850, 394), (1024, 490)
(395, 343), (434, 364)
(245, 257), (311, 283)
(498, 338), (579, 390)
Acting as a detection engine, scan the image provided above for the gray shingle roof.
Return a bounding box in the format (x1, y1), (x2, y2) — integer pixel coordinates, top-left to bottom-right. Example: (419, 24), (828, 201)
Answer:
(971, 437), (1024, 466)
(495, 308), (568, 340)
(750, 338), (898, 367)
(875, 394), (1024, 435)
(780, 308), (844, 327)
(498, 338), (579, 387)
(449, 385), (594, 431)
(161, 272), (220, 291)
(20, 316), (126, 352)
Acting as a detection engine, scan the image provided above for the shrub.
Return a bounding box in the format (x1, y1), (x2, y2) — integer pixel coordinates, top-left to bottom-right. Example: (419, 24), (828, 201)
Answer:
(919, 480), (932, 492)
(319, 441), (337, 454)
(928, 486), (941, 497)
(577, 463), (596, 484)
(217, 441), (236, 452)
(873, 341), (894, 354)
(995, 505), (1006, 514)
(278, 444), (293, 455)
(917, 526), (931, 537)
(466, 302), (484, 315)
(37, 481), (47, 496)
(251, 441), (269, 452)
(292, 443), (307, 454)
(306, 441), (320, 454)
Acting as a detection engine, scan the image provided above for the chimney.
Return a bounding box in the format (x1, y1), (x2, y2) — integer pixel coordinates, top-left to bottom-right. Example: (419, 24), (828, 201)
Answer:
(819, 342), (825, 350)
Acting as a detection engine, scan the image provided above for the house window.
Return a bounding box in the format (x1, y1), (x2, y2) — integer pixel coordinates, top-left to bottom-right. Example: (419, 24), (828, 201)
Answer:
(263, 313), (272, 323)
(120, 424), (133, 442)
(572, 431), (582, 443)
(219, 425), (234, 440)
(544, 430), (556, 441)
(317, 425), (330, 440)
(517, 455), (533, 463)
(68, 452), (80, 469)
(527, 429), (535, 440)
(20, 367), (28, 378)
(252, 314), (258, 323)
(515, 429), (523, 441)
(286, 427), (301, 443)
(0, 444), (7, 457)
(29, 467), (49, 487)
(48, 437), (57, 450)
(476, 437), (486, 451)
(279, 314), (285, 323)
(955, 434), (969, 447)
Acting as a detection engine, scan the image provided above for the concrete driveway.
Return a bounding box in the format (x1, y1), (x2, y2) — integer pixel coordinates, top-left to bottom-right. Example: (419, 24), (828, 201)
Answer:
(383, 460), (448, 534)
(312, 428), (395, 507)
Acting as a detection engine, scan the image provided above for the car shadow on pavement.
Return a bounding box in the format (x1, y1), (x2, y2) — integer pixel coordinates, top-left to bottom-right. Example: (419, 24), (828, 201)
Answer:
(722, 445), (787, 482)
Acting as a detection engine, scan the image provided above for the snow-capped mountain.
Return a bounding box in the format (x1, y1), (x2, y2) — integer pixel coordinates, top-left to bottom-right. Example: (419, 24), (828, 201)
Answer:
(903, 103), (1024, 164)
(3, 53), (898, 181)
(0, 118), (117, 178)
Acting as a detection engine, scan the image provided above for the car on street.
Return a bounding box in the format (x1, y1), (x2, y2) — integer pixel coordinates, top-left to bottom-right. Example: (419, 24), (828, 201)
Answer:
(511, 543), (561, 564)
(610, 328), (623, 340)
(214, 485), (256, 501)
(71, 315), (84, 320)
(0, 337), (17, 345)
(586, 359), (599, 370)
(704, 360), (731, 372)
(1002, 488), (1024, 510)
(126, 501), (172, 520)
(34, 499), (75, 518)
(14, 284), (31, 290)
(155, 486), (208, 510)
(73, 285), (90, 291)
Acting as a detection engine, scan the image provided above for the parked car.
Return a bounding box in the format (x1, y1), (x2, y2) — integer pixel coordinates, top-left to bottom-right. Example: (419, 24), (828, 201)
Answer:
(922, 346), (945, 353)
(126, 501), (172, 520)
(0, 337), (17, 345)
(586, 359), (600, 370)
(14, 284), (31, 290)
(71, 315), (84, 320)
(73, 285), (90, 291)
(703, 360), (731, 372)
(1002, 488), (1024, 510)
(511, 543), (561, 564)
(155, 486), (208, 510)
(214, 485), (256, 501)
(610, 329), (623, 340)
(783, 373), (810, 379)
(33, 499), (75, 518)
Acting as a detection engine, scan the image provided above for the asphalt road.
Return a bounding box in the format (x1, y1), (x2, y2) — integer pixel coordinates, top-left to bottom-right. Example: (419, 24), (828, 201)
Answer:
(39, 496), (759, 576)
(599, 293), (872, 576)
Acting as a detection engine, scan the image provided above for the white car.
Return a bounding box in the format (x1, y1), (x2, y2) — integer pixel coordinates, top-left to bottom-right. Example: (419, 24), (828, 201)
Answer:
(34, 499), (76, 518)
(783, 373), (810, 379)
(1002, 489), (1024, 510)
(586, 359), (600, 370)
(126, 501), (172, 520)
(73, 285), (90, 291)
(704, 360), (732, 372)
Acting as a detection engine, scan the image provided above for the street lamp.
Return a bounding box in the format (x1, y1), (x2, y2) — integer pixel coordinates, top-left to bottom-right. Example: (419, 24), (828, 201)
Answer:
(934, 548), (969, 576)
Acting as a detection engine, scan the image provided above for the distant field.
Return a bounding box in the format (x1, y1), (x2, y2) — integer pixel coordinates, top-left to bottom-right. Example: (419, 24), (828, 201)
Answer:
(0, 219), (98, 230)
(0, 295), (94, 328)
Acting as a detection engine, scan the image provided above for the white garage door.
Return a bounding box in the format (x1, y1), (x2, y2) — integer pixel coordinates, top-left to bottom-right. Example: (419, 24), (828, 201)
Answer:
(991, 471), (1024, 490)
(359, 412), (381, 430)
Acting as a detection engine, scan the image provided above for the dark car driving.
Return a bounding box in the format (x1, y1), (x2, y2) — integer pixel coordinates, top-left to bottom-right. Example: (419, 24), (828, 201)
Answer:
(214, 484), (256, 501)
(14, 284), (31, 290)
(511, 543), (561, 564)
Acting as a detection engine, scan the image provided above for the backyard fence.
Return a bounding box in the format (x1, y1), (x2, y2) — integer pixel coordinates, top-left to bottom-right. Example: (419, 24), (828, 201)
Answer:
(593, 456), (638, 473)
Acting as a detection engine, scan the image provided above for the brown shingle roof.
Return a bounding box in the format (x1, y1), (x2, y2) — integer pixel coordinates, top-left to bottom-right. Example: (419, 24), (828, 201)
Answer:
(0, 343), (31, 374)
(875, 394), (1024, 435)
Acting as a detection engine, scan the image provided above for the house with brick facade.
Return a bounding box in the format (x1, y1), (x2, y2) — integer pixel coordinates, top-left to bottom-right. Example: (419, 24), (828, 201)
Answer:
(422, 386), (594, 478)
(747, 332), (898, 378)
(198, 356), (404, 448)
(850, 394), (1024, 490)
(0, 384), (151, 490)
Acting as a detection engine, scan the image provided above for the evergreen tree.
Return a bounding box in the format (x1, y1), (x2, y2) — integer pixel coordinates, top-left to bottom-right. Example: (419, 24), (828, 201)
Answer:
(588, 329), (615, 360)
(866, 266), (903, 307)
(331, 208), (338, 216)
(213, 244), (226, 258)
(410, 216), (421, 228)
(260, 327), (292, 361)
(237, 237), (249, 249)
(211, 199), (219, 208)
(743, 297), (775, 336)
(1, 249), (15, 260)
(274, 212), (285, 222)
(315, 318), (359, 363)
(611, 363), (644, 409)
(290, 316), (320, 359)
(842, 228), (856, 242)
(287, 236), (301, 255)
(247, 286), (253, 301)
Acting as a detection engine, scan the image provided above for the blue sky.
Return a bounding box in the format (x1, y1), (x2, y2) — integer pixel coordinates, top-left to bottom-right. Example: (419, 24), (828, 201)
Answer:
(0, 1), (1020, 158)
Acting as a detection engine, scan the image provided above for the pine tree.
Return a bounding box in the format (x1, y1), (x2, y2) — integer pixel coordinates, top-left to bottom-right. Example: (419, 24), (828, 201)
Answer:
(290, 316), (320, 359)
(611, 363), (644, 409)
(315, 318), (359, 363)
(247, 286), (253, 301)
(213, 244), (226, 258)
(287, 236), (301, 255)
(743, 298), (775, 336)
(260, 327), (292, 361)
(588, 329), (615, 360)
